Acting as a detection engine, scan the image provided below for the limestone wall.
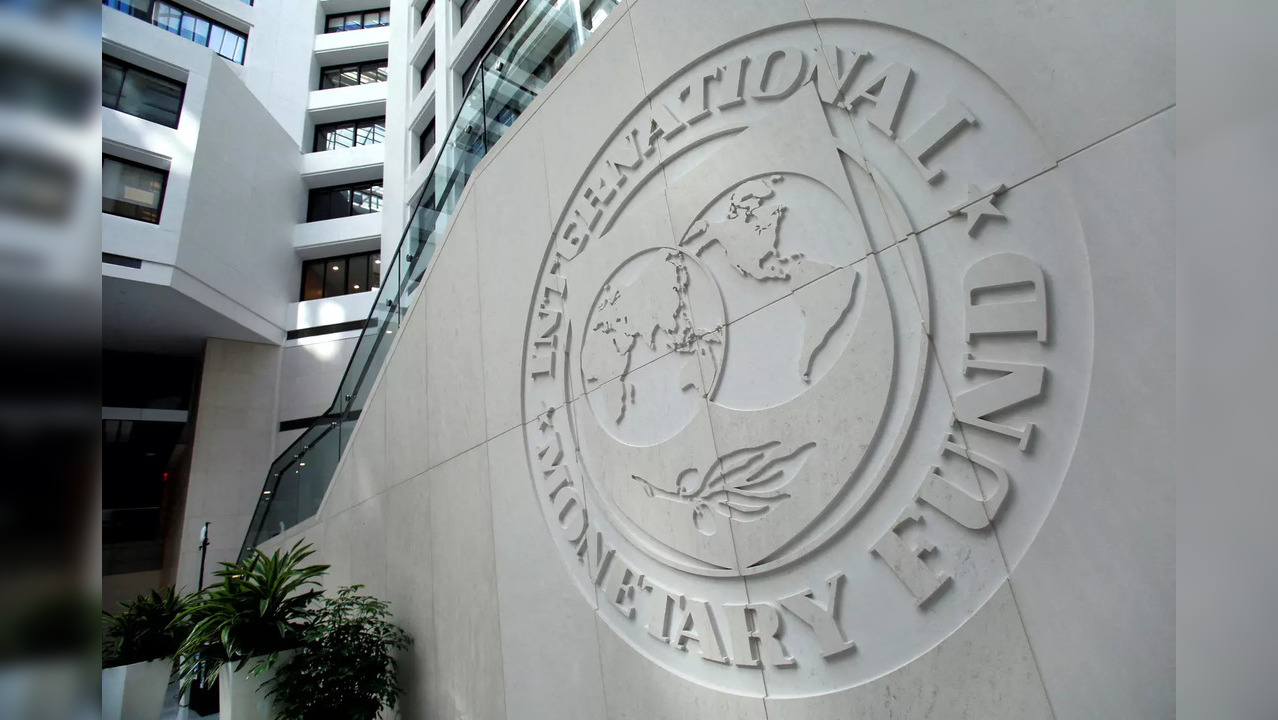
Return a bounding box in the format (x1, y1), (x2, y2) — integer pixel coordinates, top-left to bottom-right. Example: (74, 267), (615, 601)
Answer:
(260, 1), (1174, 717)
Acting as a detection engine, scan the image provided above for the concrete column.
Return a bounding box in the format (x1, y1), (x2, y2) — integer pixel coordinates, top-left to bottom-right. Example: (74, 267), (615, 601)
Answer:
(175, 338), (282, 591)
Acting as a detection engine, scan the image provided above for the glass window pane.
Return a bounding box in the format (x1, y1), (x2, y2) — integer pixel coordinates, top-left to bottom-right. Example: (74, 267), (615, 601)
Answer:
(102, 59), (126, 110)
(126, 0), (153, 21)
(212, 26), (236, 60)
(323, 258), (346, 298)
(360, 63), (386, 84)
(420, 55), (435, 90)
(307, 189), (329, 221)
(333, 188), (352, 217)
(207, 25), (227, 55)
(343, 15), (361, 31)
(191, 17), (210, 47)
(334, 125), (356, 148)
(340, 66), (360, 86)
(153, 3), (183, 34)
(231, 33), (247, 64)
(319, 67), (340, 89)
(301, 261), (325, 301)
(419, 121), (435, 162)
(326, 16), (343, 32)
(462, 52), (483, 91)
(316, 125), (345, 151)
(350, 188), (369, 215)
(103, 157), (165, 224)
(118, 68), (183, 128)
(347, 254), (368, 293)
(363, 11), (380, 27)
(459, 0), (480, 26)
(581, 0), (618, 32)
(371, 253), (381, 288)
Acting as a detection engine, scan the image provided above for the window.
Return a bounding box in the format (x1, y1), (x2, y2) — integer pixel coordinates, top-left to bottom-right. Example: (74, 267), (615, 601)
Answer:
(102, 57), (185, 128)
(460, 0), (523, 91)
(313, 117), (385, 152)
(103, 0), (247, 64)
(318, 60), (388, 90)
(419, 54), (435, 90)
(580, 0), (618, 32)
(458, 0), (480, 27)
(462, 52), (485, 93)
(324, 8), (390, 33)
(103, 156), (166, 224)
(307, 180), (383, 222)
(418, 120), (436, 162)
(300, 251), (381, 301)
(419, 0), (434, 28)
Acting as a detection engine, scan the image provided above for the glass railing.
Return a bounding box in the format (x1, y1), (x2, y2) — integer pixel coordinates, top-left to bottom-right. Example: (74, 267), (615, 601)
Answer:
(240, 0), (622, 557)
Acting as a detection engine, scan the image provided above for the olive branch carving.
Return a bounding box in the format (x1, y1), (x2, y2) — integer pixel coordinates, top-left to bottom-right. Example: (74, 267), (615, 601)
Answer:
(631, 441), (816, 537)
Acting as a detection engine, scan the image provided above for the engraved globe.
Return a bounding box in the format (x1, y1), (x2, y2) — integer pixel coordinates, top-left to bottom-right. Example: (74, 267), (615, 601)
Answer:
(579, 247), (725, 447)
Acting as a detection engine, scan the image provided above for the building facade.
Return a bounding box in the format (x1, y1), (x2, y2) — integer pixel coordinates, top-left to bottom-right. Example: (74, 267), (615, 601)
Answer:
(101, 0), (1173, 717)
(101, 0), (592, 601)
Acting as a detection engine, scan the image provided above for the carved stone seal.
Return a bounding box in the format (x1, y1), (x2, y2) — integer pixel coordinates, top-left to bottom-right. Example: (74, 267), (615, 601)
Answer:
(520, 21), (1092, 696)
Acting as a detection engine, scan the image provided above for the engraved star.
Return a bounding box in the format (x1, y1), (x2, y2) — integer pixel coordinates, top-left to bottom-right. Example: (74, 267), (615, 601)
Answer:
(948, 183), (1007, 237)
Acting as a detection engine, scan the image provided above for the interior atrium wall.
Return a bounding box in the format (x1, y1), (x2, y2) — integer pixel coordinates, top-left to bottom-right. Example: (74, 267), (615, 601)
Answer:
(259, 1), (1174, 717)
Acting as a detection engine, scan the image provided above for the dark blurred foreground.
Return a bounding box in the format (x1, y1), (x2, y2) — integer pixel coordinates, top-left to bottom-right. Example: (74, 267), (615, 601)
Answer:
(0, 0), (101, 718)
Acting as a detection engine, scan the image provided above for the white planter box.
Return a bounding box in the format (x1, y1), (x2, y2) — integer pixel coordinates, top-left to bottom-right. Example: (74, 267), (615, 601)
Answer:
(218, 650), (294, 720)
(101, 659), (170, 720)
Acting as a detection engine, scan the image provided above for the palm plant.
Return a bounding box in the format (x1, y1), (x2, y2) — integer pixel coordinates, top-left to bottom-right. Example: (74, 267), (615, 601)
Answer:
(102, 586), (193, 668)
(176, 541), (329, 692)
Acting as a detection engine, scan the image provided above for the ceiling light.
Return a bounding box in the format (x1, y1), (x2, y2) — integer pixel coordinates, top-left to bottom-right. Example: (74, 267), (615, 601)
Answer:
(332, 265), (340, 270)
(353, 284), (360, 289)
(374, 259), (381, 264)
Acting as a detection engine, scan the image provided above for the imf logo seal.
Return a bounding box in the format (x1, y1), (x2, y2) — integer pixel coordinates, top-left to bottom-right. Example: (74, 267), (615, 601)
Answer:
(521, 21), (1093, 697)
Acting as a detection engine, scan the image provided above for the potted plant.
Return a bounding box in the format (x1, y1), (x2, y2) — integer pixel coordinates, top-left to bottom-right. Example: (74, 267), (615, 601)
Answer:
(267, 585), (412, 720)
(101, 587), (193, 720)
(176, 541), (328, 720)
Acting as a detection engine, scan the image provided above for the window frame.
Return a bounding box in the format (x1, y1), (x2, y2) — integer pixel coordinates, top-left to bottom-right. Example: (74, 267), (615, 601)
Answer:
(299, 250), (382, 301)
(323, 8), (391, 33)
(419, 53), (435, 91)
(103, 0), (247, 64)
(102, 154), (168, 225)
(306, 180), (384, 222)
(418, 120), (436, 163)
(312, 116), (386, 152)
(102, 55), (186, 129)
(457, 0), (480, 27)
(318, 59), (389, 90)
(580, 0), (618, 32)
